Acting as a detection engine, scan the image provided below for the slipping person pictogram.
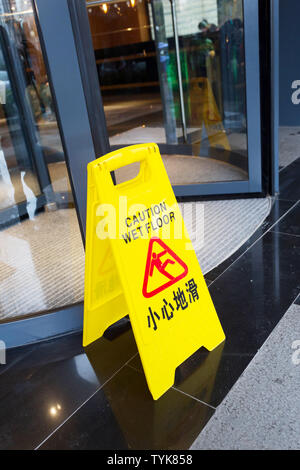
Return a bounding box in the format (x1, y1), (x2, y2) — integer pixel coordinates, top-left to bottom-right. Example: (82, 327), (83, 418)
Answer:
(150, 249), (176, 281)
(142, 237), (188, 298)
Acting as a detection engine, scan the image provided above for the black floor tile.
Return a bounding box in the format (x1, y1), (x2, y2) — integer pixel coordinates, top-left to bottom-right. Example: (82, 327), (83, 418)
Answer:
(295, 294), (300, 305)
(206, 198), (296, 281)
(39, 365), (214, 450)
(271, 201), (300, 236)
(128, 345), (254, 409)
(0, 328), (137, 449)
(174, 349), (255, 408)
(0, 343), (36, 377)
(279, 157), (300, 201)
(0, 332), (83, 376)
(211, 231), (300, 355)
(207, 231), (300, 404)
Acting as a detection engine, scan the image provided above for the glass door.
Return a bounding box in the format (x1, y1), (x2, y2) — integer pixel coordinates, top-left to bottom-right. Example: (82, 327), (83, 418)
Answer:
(0, 0), (85, 322)
(86, 0), (262, 197)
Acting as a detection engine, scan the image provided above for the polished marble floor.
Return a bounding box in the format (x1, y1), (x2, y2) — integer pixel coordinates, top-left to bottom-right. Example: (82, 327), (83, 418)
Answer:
(0, 158), (299, 449)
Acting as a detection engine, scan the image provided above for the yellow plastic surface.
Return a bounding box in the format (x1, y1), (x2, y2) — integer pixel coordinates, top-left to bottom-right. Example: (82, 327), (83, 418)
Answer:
(83, 143), (225, 400)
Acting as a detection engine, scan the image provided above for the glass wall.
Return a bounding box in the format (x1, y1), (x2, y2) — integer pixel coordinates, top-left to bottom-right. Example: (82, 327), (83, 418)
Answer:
(87, 0), (248, 186)
(0, 0), (84, 321)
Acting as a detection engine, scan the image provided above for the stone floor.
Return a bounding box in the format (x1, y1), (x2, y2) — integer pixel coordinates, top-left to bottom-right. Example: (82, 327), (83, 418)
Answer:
(191, 302), (300, 450)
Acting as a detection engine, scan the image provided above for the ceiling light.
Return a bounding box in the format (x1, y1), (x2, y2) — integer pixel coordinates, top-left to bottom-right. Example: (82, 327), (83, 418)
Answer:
(101, 3), (108, 13)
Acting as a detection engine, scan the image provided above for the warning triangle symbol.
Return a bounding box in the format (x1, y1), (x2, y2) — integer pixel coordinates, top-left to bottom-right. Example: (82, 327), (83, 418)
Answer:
(142, 237), (188, 298)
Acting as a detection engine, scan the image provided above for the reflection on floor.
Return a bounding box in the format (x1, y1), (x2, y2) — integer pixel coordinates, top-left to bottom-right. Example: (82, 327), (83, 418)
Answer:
(0, 166), (40, 210)
(0, 158), (299, 449)
(110, 124), (248, 155)
(103, 93), (163, 129)
(0, 197), (270, 320)
(0, 161), (71, 210)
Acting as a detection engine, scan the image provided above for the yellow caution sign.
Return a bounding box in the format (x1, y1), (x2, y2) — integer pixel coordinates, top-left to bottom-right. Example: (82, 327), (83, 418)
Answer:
(189, 77), (231, 152)
(83, 143), (225, 400)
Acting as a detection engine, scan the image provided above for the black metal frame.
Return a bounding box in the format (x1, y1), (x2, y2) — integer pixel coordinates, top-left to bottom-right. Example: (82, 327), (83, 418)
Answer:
(258, 0), (279, 196)
(67, 0), (110, 159)
(270, 0), (279, 195)
(33, 0), (103, 239)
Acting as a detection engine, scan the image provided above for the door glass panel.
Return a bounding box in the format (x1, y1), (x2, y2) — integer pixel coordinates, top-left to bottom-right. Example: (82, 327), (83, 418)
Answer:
(87, 0), (248, 186)
(0, 1), (84, 320)
(87, 0), (174, 145)
(173, 0), (248, 184)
